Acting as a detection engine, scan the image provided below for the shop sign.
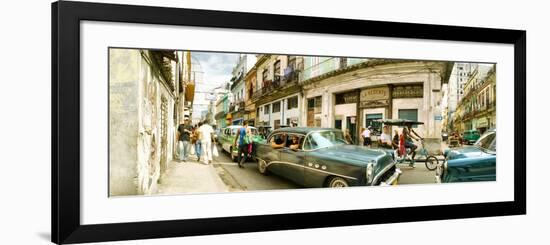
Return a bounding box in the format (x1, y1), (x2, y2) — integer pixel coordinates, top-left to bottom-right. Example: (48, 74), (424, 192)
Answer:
(477, 117), (488, 127)
(392, 84), (423, 98)
(360, 86), (390, 101)
(359, 86), (390, 108)
(335, 91), (358, 104)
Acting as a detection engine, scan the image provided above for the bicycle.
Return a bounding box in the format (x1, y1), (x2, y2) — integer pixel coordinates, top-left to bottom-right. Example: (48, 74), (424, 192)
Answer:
(394, 139), (438, 171)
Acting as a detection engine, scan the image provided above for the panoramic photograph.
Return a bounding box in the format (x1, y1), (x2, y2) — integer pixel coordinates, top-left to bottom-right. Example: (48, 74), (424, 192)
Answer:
(108, 48), (496, 197)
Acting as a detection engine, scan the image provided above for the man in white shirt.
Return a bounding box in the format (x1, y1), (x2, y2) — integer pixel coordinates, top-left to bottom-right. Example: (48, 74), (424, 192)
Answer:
(361, 126), (372, 146)
(379, 126), (392, 148)
(198, 122), (215, 164)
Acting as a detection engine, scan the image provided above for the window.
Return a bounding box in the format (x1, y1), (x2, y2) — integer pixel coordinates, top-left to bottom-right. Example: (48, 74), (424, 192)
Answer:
(304, 130), (346, 150)
(262, 69), (268, 82)
(264, 105), (270, 115)
(365, 113), (383, 135)
(287, 96), (298, 109)
(335, 91), (357, 105)
(398, 109), (418, 127)
(272, 101), (281, 113)
(274, 119), (281, 129)
(288, 56), (296, 70)
(274, 60), (281, 78)
(257, 107), (261, 116)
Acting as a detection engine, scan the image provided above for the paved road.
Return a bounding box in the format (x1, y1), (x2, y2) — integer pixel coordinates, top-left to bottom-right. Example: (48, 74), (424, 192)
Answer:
(213, 144), (437, 190)
(213, 147), (299, 192)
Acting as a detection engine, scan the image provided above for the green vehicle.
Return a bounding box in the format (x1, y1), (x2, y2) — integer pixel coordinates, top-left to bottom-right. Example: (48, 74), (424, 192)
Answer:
(463, 129), (481, 145)
(218, 125), (264, 161)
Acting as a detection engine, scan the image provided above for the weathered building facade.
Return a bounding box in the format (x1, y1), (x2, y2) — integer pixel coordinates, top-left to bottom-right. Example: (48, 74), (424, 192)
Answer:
(109, 48), (191, 196)
(252, 55), (304, 128)
(299, 58), (453, 144)
(452, 64), (496, 134)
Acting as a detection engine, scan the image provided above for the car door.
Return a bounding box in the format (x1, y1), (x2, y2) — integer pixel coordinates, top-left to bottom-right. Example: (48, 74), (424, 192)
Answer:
(278, 134), (306, 186)
(302, 134), (330, 187)
(261, 133), (282, 174)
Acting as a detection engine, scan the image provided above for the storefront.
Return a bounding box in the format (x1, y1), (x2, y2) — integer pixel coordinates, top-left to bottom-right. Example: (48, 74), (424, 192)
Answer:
(359, 86), (391, 135)
(333, 90), (359, 144)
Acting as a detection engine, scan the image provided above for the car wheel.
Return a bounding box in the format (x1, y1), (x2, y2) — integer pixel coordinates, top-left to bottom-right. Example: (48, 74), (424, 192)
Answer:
(425, 156), (438, 171)
(327, 176), (349, 188)
(257, 159), (269, 175)
(230, 147), (237, 162)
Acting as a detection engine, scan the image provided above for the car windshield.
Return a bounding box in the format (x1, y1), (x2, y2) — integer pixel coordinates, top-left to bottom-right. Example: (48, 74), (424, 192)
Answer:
(474, 131), (496, 152)
(305, 130), (347, 150)
(230, 127), (258, 136)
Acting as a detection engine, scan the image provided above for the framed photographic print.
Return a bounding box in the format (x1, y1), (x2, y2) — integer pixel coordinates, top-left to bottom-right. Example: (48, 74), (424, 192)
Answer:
(52, 1), (526, 244)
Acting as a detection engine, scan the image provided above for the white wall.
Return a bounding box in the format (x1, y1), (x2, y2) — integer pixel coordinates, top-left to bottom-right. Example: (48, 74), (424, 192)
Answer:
(392, 98), (425, 136)
(2, 1), (547, 245)
(257, 93), (301, 128)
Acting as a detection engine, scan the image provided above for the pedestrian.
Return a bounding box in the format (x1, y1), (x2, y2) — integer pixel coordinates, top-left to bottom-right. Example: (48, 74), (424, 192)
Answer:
(344, 129), (354, 144)
(392, 129), (400, 150)
(193, 123), (202, 162)
(361, 126), (372, 146)
(234, 121), (251, 168)
(176, 118), (192, 162)
(379, 125), (392, 148)
(198, 121), (215, 165)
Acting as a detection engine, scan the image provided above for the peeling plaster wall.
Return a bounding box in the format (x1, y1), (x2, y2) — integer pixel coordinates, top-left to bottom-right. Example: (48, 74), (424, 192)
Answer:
(109, 49), (179, 196)
(109, 49), (140, 196)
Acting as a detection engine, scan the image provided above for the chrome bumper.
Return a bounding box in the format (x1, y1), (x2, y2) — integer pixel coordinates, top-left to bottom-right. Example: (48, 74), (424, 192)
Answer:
(379, 168), (402, 186)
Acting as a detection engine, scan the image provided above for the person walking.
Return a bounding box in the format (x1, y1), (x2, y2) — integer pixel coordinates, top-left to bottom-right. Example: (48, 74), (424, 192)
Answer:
(176, 118), (192, 162)
(344, 129), (354, 145)
(361, 126), (372, 147)
(198, 121), (215, 165)
(193, 123), (202, 162)
(234, 121), (251, 168)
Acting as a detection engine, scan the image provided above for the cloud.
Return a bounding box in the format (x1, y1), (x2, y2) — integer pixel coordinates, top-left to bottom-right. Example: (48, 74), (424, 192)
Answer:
(190, 52), (240, 119)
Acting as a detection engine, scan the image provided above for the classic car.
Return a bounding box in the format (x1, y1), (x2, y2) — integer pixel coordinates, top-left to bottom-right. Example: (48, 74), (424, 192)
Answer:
(436, 129), (496, 183)
(218, 125), (264, 161)
(254, 127), (401, 187)
(463, 129), (481, 145)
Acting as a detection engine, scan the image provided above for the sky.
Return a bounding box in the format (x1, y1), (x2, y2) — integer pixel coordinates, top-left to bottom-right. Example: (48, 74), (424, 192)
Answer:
(191, 51), (240, 119)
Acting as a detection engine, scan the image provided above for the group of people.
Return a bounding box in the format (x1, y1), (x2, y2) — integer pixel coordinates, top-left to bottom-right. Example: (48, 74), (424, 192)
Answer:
(360, 124), (423, 167)
(176, 118), (215, 165)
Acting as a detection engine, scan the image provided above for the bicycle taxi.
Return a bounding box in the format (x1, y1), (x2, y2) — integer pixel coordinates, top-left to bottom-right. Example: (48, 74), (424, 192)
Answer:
(372, 119), (439, 171)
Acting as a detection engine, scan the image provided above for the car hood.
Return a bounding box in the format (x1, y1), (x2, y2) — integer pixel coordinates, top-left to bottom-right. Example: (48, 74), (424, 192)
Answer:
(316, 144), (393, 171)
(446, 146), (493, 160)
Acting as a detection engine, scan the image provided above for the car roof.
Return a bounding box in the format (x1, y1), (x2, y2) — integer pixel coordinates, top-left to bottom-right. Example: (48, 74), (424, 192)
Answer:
(374, 119), (424, 126)
(223, 125), (257, 129)
(270, 127), (338, 135)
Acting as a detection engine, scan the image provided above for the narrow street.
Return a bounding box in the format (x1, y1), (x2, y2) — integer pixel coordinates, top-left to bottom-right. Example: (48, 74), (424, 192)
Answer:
(157, 144), (436, 195)
(157, 145), (298, 195)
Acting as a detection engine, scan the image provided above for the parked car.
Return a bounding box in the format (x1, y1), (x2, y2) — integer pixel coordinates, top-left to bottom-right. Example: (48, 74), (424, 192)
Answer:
(218, 125), (263, 161)
(254, 127), (401, 187)
(463, 129), (481, 145)
(435, 129), (496, 183)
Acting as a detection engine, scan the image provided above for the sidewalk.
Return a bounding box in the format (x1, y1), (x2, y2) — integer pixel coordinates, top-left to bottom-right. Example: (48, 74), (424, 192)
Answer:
(156, 158), (229, 195)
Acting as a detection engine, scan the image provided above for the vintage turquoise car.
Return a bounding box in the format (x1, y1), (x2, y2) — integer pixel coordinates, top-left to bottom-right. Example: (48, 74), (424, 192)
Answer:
(218, 125), (263, 161)
(254, 127), (401, 187)
(435, 129), (496, 183)
(463, 129), (481, 145)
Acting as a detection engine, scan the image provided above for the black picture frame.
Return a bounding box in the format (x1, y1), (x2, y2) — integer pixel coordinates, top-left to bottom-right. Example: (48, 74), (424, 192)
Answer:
(52, 1), (526, 244)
